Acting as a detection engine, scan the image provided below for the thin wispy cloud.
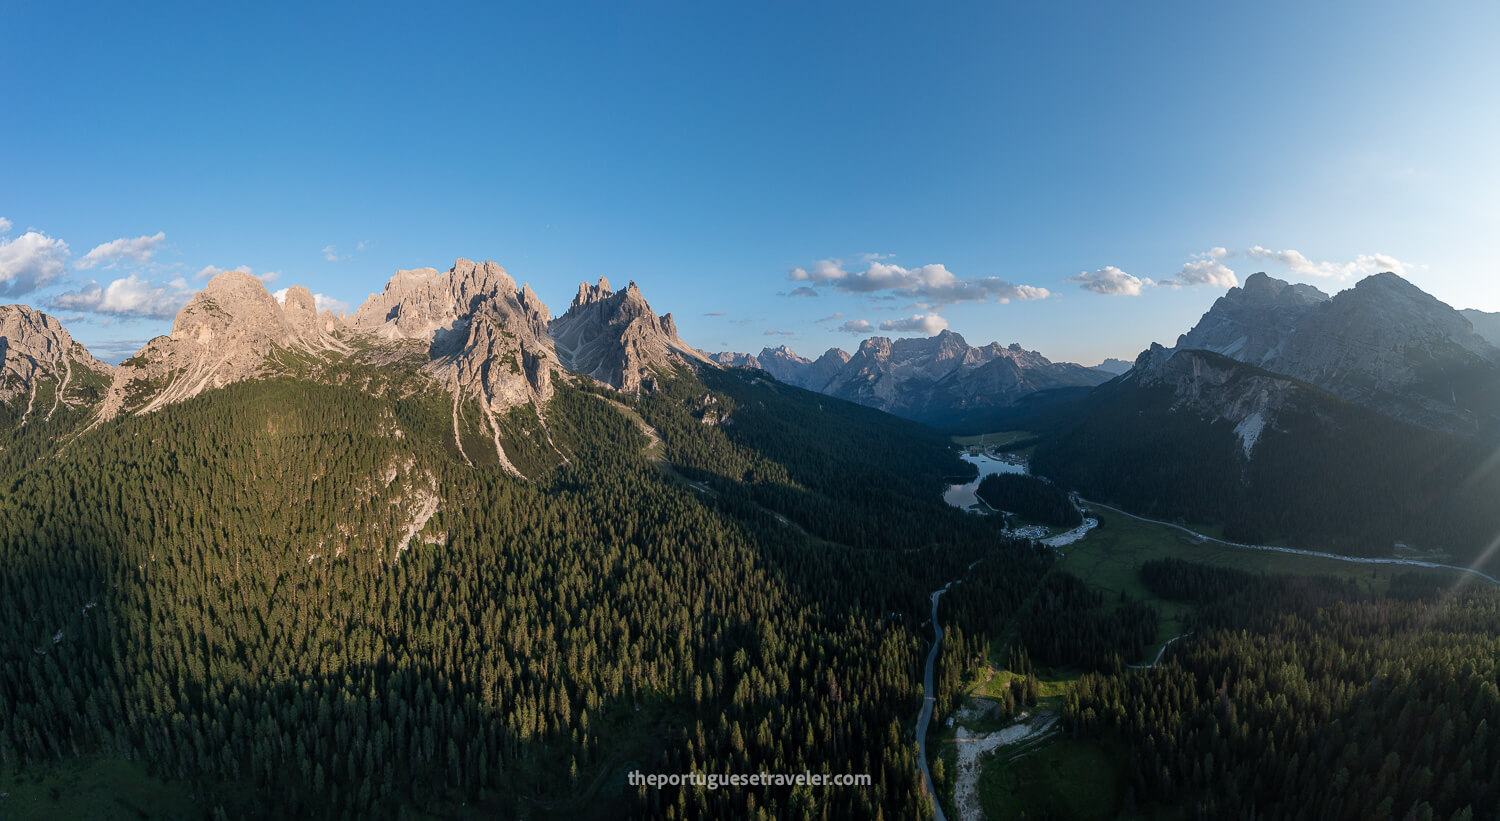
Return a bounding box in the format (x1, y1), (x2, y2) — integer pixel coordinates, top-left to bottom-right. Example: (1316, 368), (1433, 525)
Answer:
(815, 312), (845, 323)
(0, 217), (12, 234)
(76, 232), (166, 269)
(704, 310), (727, 316)
(1246, 246), (1410, 279)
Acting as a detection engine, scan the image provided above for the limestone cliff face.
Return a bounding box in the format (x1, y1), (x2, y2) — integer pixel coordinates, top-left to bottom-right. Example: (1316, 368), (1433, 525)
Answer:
(0, 305), (112, 418)
(1128, 344), (1305, 459)
(99, 273), (345, 420)
(548, 277), (710, 393)
(351, 259), (560, 412)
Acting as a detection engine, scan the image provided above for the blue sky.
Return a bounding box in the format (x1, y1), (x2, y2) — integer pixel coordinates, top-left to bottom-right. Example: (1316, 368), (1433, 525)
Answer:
(3, 0), (1498, 364)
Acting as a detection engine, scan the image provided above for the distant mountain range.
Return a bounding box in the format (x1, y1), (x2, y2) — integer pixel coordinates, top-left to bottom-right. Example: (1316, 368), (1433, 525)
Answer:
(711, 332), (1108, 425)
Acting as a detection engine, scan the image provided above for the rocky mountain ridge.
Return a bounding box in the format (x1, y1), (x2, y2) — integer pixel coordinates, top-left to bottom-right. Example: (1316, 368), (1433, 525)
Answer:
(1170, 271), (1500, 435)
(9, 260), (712, 474)
(713, 331), (1107, 424)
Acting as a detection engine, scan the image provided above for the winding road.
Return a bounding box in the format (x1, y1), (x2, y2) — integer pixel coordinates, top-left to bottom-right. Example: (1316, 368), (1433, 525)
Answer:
(918, 558), (985, 821)
(1081, 498), (1500, 586)
(916, 581), (954, 821)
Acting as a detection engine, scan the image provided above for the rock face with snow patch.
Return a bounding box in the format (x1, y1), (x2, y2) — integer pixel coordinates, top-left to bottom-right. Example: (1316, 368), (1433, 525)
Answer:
(1129, 343), (1302, 459)
(0, 304), (112, 415)
(1175, 272), (1500, 435)
(548, 277), (710, 392)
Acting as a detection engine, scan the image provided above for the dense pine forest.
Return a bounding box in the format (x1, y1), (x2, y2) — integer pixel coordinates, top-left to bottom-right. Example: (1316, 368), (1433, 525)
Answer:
(1064, 560), (1500, 820)
(975, 473), (1081, 528)
(0, 361), (1040, 819)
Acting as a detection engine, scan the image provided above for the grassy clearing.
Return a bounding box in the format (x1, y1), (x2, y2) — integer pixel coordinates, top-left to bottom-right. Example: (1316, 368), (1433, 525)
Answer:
(0, 755), (198, 820)
(1057, 506), (1454, 659)
(950, 430), (1033, 449)
(978, 739), (1124, 821)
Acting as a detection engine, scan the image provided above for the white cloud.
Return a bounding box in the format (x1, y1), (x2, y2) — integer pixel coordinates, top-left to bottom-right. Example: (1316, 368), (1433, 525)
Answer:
(314, 294), (350, 314)
(790, 258), (1050, 305)
(1069, 266), (1154, 296)
(50, 274), (196, 320)
(878, 314), (950, 334)
(838, 319), (873, 334)
(789, 258), (849, 282)
(76, 232), (166, 269)
(1160, 248), (1238, 289)
(0, 231), (70, 296)
(1245, 246), (1410, 279)
(0, 217), (12, 234)
(323, 244), (341, 262)
(1166, 258), (1238, 288)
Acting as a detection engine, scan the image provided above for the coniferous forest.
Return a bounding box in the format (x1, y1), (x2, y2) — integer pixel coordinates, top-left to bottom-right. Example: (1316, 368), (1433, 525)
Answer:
(975, 473), (1082, 528)
(1065, 561), (1500, 820)
(0, 361), (1042, 819)
(4, 356), (1500, 820)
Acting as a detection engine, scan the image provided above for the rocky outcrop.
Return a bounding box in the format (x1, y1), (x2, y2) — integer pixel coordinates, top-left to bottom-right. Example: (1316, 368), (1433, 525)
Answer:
(1, 305), (112, 419)
(548, 277), (710, 393)
(1128, 344), (1303, 458)
(715, 331), (1106, 423)
(351, 259), (561, 413)
(100, 272), (347, 420)
(754, 345), (814, 385)
(1175, 272), (1500, 435)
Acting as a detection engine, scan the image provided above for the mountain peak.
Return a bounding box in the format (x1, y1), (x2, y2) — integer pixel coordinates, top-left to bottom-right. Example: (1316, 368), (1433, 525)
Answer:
(573, 277), (614, 308)
(549, 278), (707, 392)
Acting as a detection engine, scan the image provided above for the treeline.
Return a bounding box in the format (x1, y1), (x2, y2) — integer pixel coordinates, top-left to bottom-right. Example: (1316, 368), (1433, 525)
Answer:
(1064, 560), (1500, 820)
(976, 473), (1081, 528)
